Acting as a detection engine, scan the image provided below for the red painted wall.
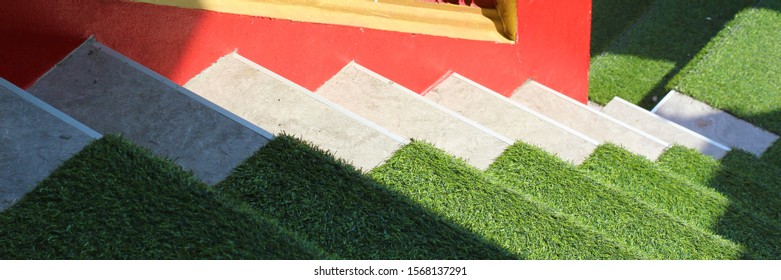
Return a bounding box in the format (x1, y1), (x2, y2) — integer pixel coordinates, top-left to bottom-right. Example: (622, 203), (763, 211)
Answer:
(0, 0), (590, 103)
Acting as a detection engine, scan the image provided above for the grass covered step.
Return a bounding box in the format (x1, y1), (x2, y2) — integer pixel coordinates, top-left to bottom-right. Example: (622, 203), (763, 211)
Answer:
(584, 144), (781, 259)
(369, 141), (641, 260)
(657, 146), (781, 259)
(0, 135), (324, 259)
(579, 144), (729, 230)
(216, 135), (513, 260)
(658, 147), (781, 223)
(487, 142), (742, 259)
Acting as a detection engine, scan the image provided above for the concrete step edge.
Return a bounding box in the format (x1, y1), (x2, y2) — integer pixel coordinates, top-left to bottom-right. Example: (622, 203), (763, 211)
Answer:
(0, 78), (101, 139)
(524, 80), (671, 148)
(93, 41), (275, 141)
(347, 62), (515, 145)
(231, 53), (409, 145)
(610, 96), (731, 152)
(448, 73), (601, 146)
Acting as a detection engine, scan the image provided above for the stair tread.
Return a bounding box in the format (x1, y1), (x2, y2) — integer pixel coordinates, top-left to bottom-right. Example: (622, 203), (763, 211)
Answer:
(184, 54), (405, 171)
(0, 79), (98, 211)
(426, 74), (598, 164)
(652, 90), (779, 157)
(511, 81), (669, 160)
(316, 63), (510, 170)
(603, 96), (729, 159)
(27, 39), (271, 185)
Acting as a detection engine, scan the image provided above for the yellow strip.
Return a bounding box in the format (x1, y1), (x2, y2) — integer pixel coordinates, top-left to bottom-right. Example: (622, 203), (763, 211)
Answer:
(497, 0), (518, 41)
(132, 0), (514, 43)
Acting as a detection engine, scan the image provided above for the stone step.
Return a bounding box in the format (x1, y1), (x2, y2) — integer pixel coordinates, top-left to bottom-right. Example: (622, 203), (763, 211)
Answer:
(1, 78), (100, 211)
(425, 74), (599, 164)
(27, 38), (273, 185)
(652, 90), (779, 157)
(316, 63), (512, 170)
(603, 96), (730, 159)
(184, 54), (406, 171)
(511, 81), (670, 160)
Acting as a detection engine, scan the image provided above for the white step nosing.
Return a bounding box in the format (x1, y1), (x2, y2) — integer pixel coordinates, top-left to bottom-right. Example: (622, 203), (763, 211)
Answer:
(450, 73), (601, 146)
(347, 62), (515, 145)
(231, 53), (409, 145)
(94, 42), (275, 141)
(650, 90), (677, 114)
(609, 97), (731, 151)
(526, 80), (671, 147)
(1, 78), (102, 139)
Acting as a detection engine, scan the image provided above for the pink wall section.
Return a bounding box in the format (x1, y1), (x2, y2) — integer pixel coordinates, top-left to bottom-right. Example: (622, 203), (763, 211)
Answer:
(0, 0), (591, 103)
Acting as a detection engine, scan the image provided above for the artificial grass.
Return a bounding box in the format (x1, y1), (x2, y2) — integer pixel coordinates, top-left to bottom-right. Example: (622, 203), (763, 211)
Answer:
(657, 146), (781, 223)
(589, 0), (754, 108)
(0, 135), (325, 259)
(671, 0), (781, 137)
(669, 0), (781, 170)
(579, 144), (729, 230)
(583, 144), (781, 259)
(656, 146), (781, 259)
(487, 142), (743, 260)
(368, 141), (641, 260)
(216, 135), (513, 260)
(590, 0), (655, 56)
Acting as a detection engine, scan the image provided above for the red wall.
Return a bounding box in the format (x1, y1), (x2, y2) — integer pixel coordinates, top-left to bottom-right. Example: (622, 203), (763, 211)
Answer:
(0, 0), (591, 103)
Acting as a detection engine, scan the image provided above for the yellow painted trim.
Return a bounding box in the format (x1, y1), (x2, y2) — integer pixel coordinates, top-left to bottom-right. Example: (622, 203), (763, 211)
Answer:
(496, 0), (518, 41)
(132, 0), (514, 43)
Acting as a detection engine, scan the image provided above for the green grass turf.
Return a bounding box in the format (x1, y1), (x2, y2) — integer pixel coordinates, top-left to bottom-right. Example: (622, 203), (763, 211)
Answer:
(671, 0), (781, 135)
(657, 146), (781, 224)
(589, 0), (754, 108)
(656, 146), (781, 259)
(582, 144), (781, 259)
(579, 144), (729, 230)
(486, 142), (743, 259)
(216, 135), (513, 260)
(590, 0), (655, 56)
(369, 141), (641, 260)
(0, 135), (325, 259)
(669, 0), (781, 169)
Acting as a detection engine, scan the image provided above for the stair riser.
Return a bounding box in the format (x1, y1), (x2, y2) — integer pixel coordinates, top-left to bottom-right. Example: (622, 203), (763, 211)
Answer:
(426, 74), (598, 164)
(316, 63), (511, 170)
(512, 81), (670, 160)
(1, 79), (98, 211)
(603, 97), (730, 159)
(27, 40), (272, 185)
(184, 54), (406, 171)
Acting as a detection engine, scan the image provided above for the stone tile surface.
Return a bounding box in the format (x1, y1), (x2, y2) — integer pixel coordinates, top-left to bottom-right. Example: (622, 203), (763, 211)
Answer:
(316, 64), (510, 170)
(652, 91), (778, 156)
(1, 79), (97, 211)
(185, 55), (405, 171)
(512, 81), (670, 160)
(604, 97), (730, 159)
(28, 41), (271, 185)
(426, 74), (598, 164)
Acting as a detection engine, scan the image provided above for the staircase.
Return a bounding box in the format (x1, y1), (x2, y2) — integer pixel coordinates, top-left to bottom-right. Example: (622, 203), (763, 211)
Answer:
(2, 37), (778, 259)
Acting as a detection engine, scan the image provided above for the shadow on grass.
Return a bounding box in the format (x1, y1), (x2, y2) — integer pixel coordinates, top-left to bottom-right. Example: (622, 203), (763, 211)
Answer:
(713, 151), (781, 259)
(590, 0), (655, 56)
(589, 0), (756, 108)
(216, 135), (516, 260)
(0, 135), (327, 259)
(659, 145), (781, 259)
